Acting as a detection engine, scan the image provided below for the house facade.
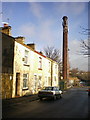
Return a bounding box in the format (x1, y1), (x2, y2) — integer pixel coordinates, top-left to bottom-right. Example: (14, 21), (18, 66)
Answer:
(1, 24), (59, 99)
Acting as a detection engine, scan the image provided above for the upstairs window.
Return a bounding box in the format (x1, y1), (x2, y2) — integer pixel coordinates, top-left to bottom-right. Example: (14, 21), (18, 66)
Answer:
(54, 76), (56, 81)
(38, 57), (42, 70)
(24, 50), (29, 64)
(55, 64), (57, 74)
(49, 62), (51, 72)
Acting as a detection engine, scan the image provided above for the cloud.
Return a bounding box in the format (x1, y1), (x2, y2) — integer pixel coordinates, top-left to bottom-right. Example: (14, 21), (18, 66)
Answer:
(35, 19), (57, 51)
(18, 22), (36, 38)
(38, 20), (54, 42)
(69, 39), (88, 71)
(69, 3), (86, 15)
(17, 19), (55, 48)
(29, 2), (43, 20)
(54, 2), (86, 16)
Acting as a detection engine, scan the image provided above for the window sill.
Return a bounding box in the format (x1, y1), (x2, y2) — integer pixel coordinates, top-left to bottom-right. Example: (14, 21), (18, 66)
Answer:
(23, 64), (30, 67)
(38, 68), (42, 70)
(22, 87), (29, 90)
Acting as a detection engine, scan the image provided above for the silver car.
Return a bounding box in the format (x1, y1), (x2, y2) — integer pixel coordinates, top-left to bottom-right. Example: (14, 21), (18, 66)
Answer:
(38, 86), (62, 100)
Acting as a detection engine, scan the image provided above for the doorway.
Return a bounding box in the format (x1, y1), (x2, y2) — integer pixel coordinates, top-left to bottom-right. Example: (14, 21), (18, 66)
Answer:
(15, 73), (20, 96)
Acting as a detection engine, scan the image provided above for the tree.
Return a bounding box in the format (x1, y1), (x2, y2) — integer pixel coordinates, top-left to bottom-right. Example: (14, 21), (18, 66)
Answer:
(44, 46), (61, 64)
(70, 68), (89, 81)
(69, 68), (79, 77)
(80, 40), (90, 57)
(44, 46), (61, 80)
(80, 27), (90, 57)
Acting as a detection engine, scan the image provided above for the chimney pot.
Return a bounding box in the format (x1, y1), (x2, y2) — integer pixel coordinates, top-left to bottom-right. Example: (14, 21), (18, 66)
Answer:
(27, 43), (35, 50)
(0, 23), (11, 36)
(15, 36), (25, 44)
(4, 23), (8, 27)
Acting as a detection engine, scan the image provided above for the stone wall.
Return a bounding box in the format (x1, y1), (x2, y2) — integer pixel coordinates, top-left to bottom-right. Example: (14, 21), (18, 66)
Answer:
(2, 33), (14, 74)
(1, 73), (13, 99)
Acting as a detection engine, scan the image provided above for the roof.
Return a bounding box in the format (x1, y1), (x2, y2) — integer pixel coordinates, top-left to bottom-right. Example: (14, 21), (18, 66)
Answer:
(1, 31), (58, 64)
(0, 26), (11, 30)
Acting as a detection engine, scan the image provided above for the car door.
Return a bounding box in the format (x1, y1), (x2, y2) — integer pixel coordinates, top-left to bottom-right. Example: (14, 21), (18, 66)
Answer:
(54, 87), (58, 96)
(56, 87), (60, 95)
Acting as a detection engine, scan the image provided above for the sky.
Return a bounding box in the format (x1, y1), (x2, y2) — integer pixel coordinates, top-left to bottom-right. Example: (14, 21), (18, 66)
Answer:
(1, 1), (89, 71)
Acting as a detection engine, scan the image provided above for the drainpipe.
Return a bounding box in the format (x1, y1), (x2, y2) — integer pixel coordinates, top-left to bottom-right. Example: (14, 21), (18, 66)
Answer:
(51, 61), (53, 86)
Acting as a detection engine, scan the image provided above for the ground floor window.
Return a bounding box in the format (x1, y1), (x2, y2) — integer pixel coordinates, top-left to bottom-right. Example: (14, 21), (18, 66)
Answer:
(23, 74), (28, 89)
(34, 75), (37, 92)
(54, 76), (57, 85)
(44, 76), (48, 86)
(48, 77), (51, 86)
(54, 76), (56, 81)
(38, 76), (42, 88)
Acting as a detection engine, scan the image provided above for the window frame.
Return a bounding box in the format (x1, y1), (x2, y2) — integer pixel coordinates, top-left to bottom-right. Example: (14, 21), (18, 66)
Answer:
(23, 73), (28, 90)
(24, 50), (29, 64)
(48, 62), (51, 72)
(38, 57), (42, 70)
(55, 64), (57, 74)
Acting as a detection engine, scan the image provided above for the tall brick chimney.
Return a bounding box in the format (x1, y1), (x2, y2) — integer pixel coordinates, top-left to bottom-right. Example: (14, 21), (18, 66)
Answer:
(1, 23), (11, 36)
(62, 16), (68, 80)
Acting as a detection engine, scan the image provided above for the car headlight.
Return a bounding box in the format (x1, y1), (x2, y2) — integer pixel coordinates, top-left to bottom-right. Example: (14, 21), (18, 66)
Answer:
(52, 91), (55, 95)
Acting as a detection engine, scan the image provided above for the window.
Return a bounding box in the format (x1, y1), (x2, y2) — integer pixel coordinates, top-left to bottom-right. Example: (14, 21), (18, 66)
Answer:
(54, 76), (56, 81)
(44, 76), (48, 86)
(34, 75), (37, 92)
(23, 74), (28, 89)
(49, 62), (51, 72)
(54, 76), (56, 85)
(38, 76), (42, 88)
(48, 77), (51, 86)
(44, 87), (54, 90)
(55, 64), (57, 74)
(38, 57), (42, 70)
(24, 50), (29, 64)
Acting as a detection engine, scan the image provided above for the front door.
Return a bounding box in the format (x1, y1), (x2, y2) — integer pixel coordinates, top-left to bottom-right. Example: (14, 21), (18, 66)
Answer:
(15, 73), (20, 96)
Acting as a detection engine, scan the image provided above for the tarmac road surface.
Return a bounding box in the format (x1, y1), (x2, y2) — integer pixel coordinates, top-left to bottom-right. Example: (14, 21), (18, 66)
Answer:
(2, 87), (90, 119)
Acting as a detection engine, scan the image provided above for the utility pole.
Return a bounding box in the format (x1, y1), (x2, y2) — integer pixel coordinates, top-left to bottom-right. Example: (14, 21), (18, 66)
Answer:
(62, 16), (68, 81)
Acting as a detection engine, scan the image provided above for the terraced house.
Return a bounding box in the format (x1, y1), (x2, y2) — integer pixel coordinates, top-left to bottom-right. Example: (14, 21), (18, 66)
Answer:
(1, 24), (59, 99)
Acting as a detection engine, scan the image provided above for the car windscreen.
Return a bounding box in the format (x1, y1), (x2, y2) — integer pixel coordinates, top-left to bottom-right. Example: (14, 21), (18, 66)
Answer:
(44, 87), (54, 90)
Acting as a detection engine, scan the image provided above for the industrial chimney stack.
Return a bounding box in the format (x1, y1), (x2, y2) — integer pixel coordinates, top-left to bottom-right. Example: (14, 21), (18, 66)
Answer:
(62, 16), (68, 81)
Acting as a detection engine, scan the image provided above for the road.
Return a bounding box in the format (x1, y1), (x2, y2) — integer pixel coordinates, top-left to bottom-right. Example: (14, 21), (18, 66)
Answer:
(2, 87), (90, 119)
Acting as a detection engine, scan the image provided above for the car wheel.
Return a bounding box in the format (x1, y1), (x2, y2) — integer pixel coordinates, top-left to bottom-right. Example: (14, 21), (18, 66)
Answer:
(57, 95), (60, 99)
(40, 97), (43, 100)
(53, 96), (56, 100)
(60, 94), (62, 98)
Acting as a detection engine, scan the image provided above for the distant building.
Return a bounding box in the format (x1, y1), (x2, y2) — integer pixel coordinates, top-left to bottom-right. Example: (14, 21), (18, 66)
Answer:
(1, 24), (59, 99)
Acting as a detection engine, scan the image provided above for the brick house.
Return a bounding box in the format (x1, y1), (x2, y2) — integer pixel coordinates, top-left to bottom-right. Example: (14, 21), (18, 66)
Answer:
(1, 24), (59, 99)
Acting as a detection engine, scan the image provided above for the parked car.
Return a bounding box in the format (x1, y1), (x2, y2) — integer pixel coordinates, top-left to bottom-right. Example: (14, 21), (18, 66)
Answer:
(88, 88), (90, 96)
(38, 86), (63, 100)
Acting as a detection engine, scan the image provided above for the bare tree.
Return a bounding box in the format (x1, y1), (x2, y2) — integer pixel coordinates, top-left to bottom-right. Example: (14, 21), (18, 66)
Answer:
(44, 46), (61, 80)
(80, 40), (90, 56)
(79, 26), (90, 57)
(44, 46), (61, 64)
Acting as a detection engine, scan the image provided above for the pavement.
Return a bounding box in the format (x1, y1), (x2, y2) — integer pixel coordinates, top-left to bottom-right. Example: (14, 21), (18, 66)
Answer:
(2, 94), (39, 108)
(2, 87), (72, 108)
